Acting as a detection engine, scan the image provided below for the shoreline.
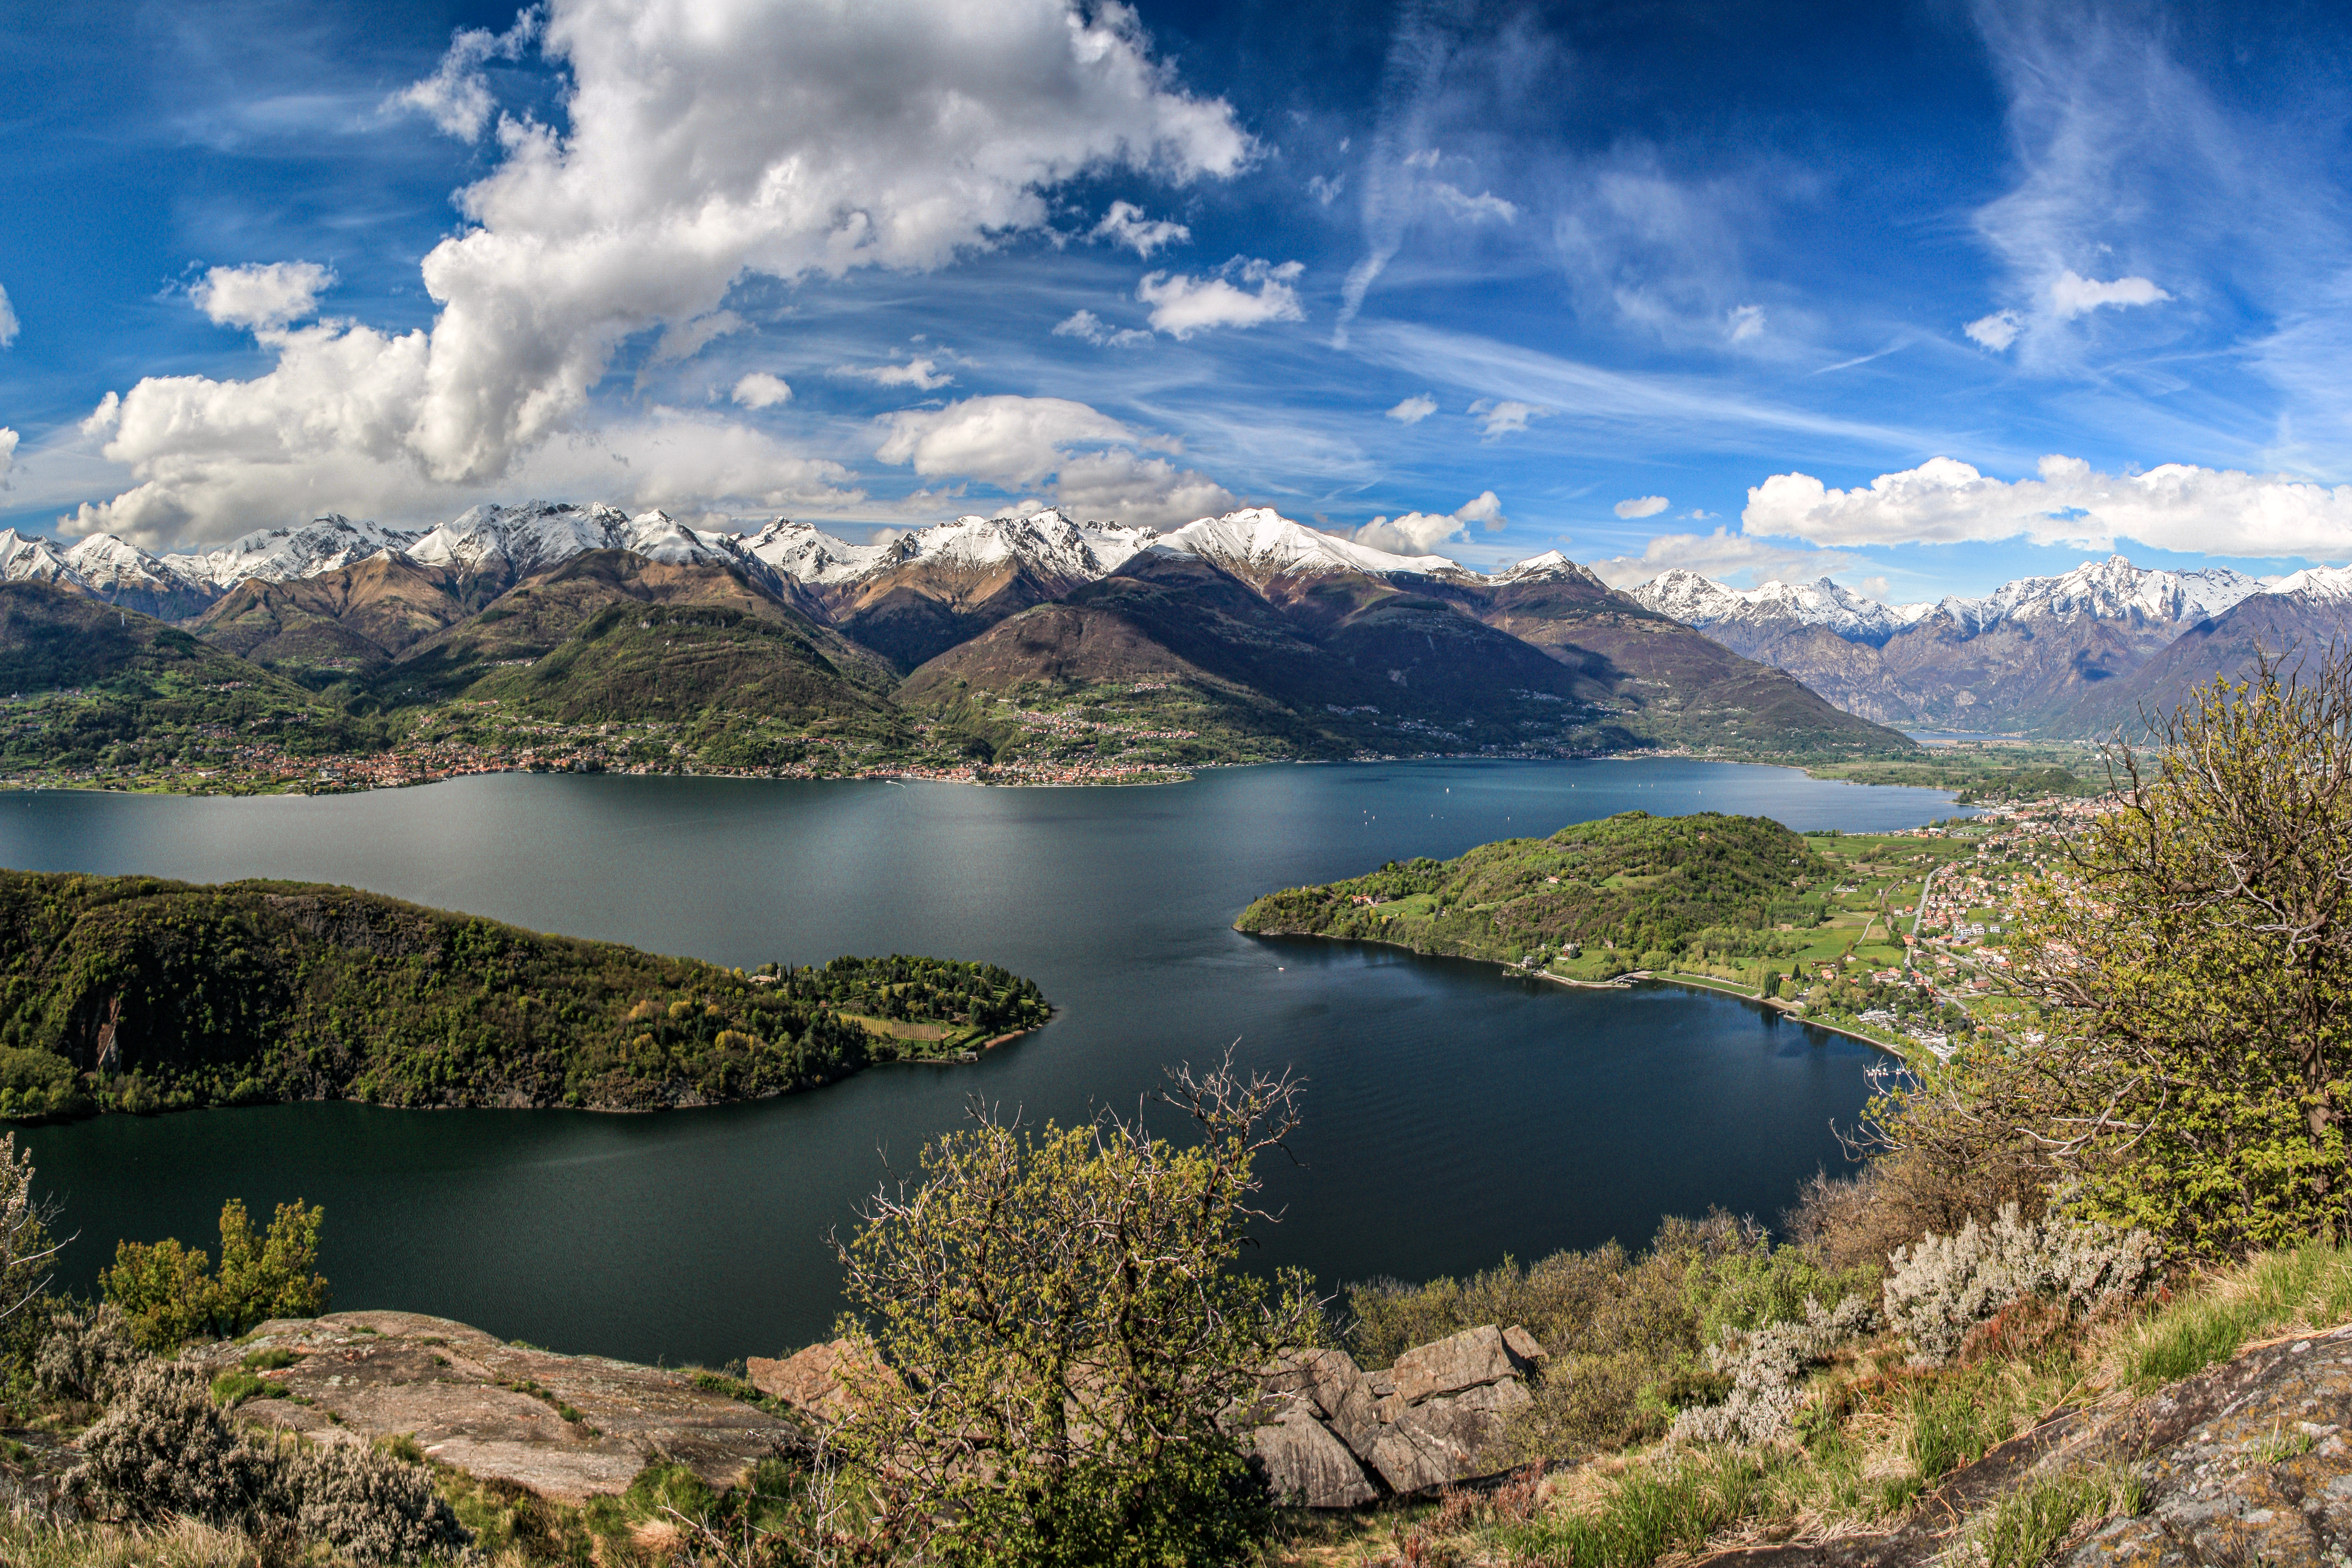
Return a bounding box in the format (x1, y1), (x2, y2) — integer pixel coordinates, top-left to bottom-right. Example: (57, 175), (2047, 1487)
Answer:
(1, 744), (1967, 801)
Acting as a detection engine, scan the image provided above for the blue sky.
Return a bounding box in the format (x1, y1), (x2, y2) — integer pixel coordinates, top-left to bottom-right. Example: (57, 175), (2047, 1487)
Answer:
(5, 0), (2352, 600)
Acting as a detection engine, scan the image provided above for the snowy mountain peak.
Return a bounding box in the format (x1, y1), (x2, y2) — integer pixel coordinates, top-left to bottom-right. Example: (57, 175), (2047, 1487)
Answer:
(1972, 553), (2266, 626)
(2267, 563), (2352, 603)
(405, 501), (637, 580)
(1490, 549), (1606, 588)
(1630, 569), (1923, 644)
(740, 519), (886, 585)
(1159, 507), (1463, 581)
(877, 510), (1156, 579)
(0, 528), (77, 587)
(162, 515), (422, 591)
(1634, 553), (2268, 644)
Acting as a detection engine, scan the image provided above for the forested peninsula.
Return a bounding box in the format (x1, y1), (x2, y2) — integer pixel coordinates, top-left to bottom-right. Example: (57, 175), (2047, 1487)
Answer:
(1234, 811), (1833, 979)
(0, 869), (1049, 1119)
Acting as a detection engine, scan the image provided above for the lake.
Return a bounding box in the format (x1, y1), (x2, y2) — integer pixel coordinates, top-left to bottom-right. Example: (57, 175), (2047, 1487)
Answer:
(1, 758), (1961, 1366)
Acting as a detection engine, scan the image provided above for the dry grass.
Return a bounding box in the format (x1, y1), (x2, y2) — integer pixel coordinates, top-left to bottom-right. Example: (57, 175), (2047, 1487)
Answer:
(0, 1516), (276, 1568)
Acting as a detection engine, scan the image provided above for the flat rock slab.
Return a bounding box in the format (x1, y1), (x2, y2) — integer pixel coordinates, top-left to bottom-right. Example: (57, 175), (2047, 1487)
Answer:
(184, 1311), (803, 1505)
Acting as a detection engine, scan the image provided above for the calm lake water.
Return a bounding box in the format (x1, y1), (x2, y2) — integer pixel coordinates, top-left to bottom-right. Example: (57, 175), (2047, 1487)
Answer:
(0, 759), (1962, 1366)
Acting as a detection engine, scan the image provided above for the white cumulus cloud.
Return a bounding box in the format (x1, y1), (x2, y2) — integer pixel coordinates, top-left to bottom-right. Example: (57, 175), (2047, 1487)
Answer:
(1613, 495), (1668, 519)
(1456, 490), (1504, 528)
(2048, 269), (2171, 320)
(1385, 393), (1437, 424)
(1353, 490), (1505, 556)
(1726, 304), (1765, 342)
(1091, 200), (1189, 258)
(74, 0), (1252, 547)
(1965, 310), (2023, 351)
(731, 373), (792, 409)
(0, 285), (17, 349)
(1744, 455), (2352, 558)
(192, 262), (335, 333)
(1138, 257), (1303, 338)
(0, 428), (17, 484)
(1471, 399), (1548, 440)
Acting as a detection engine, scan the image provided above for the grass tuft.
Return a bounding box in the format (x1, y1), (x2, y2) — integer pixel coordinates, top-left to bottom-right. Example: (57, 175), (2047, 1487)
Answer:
(1970, 1468), (2140, 1568)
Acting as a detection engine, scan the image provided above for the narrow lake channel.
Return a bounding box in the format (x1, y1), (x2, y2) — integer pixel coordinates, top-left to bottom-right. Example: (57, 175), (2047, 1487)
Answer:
(2, 759), (1964, 1365)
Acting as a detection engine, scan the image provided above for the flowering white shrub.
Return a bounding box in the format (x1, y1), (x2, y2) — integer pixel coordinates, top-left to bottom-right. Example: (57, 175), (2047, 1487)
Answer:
(1671, 1295), (1879, 1446)
(1882, 1203), (2162, 1366)
(68, 1361), (470, 1562)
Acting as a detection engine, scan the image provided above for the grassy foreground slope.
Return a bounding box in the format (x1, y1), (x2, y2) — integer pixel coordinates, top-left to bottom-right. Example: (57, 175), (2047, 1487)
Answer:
(0, 870), (1049, 1118)
(1235, 811), (1832, 975)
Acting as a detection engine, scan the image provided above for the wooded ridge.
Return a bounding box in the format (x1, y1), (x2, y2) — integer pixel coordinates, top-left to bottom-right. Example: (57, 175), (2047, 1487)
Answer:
(0, 869), (1049, 1119)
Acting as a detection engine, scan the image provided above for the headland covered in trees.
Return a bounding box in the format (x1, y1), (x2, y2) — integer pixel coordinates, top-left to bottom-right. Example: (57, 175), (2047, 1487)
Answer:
(0, 869), (1048, 1119)
(1233, 798), (2105, 1061)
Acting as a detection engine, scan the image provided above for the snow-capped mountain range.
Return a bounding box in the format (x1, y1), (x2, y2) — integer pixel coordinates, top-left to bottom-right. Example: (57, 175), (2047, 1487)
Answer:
(1633, 571), (1933, 645)
(1632, 554), (2278, 644)
(0, 502), (1558, 612)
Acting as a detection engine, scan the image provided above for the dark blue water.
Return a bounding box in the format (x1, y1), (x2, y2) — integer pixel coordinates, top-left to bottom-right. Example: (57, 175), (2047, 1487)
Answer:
(0, 759), (1959, 1365)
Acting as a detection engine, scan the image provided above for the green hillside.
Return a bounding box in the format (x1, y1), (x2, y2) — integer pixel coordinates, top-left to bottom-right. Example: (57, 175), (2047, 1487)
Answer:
(0, 870), (1049, 1119)
(0, 582), (394, 782)
(1234, 811), (1832, 973)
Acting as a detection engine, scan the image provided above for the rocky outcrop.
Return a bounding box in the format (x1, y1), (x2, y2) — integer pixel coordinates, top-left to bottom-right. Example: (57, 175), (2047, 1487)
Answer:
(746, 1338), (886, 1426)
(1242, 1324), (1546, 1509)
(182, 1312), (803, 1505)
(1707, 1323), (2352, 1567)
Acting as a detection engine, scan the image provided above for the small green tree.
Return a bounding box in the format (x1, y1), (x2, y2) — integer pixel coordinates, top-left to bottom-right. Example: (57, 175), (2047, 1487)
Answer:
(830, 1053), (1322, 1567)
(103, 1199), (329, 1350)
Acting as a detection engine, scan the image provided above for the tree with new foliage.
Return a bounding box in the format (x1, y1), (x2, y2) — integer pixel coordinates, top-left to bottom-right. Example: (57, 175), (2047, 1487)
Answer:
(1865, 648), (2352, 1254)
(828, 1053), (1322, 1568)
(101, 1198), (329, 1350)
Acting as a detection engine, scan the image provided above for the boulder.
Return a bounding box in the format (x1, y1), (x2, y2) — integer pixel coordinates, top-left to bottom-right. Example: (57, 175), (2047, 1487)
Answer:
(1390, 1324), (1518, 1404)
(1241, 1324), (1540, 1506)
(1252, 1410), (1380, 1510)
